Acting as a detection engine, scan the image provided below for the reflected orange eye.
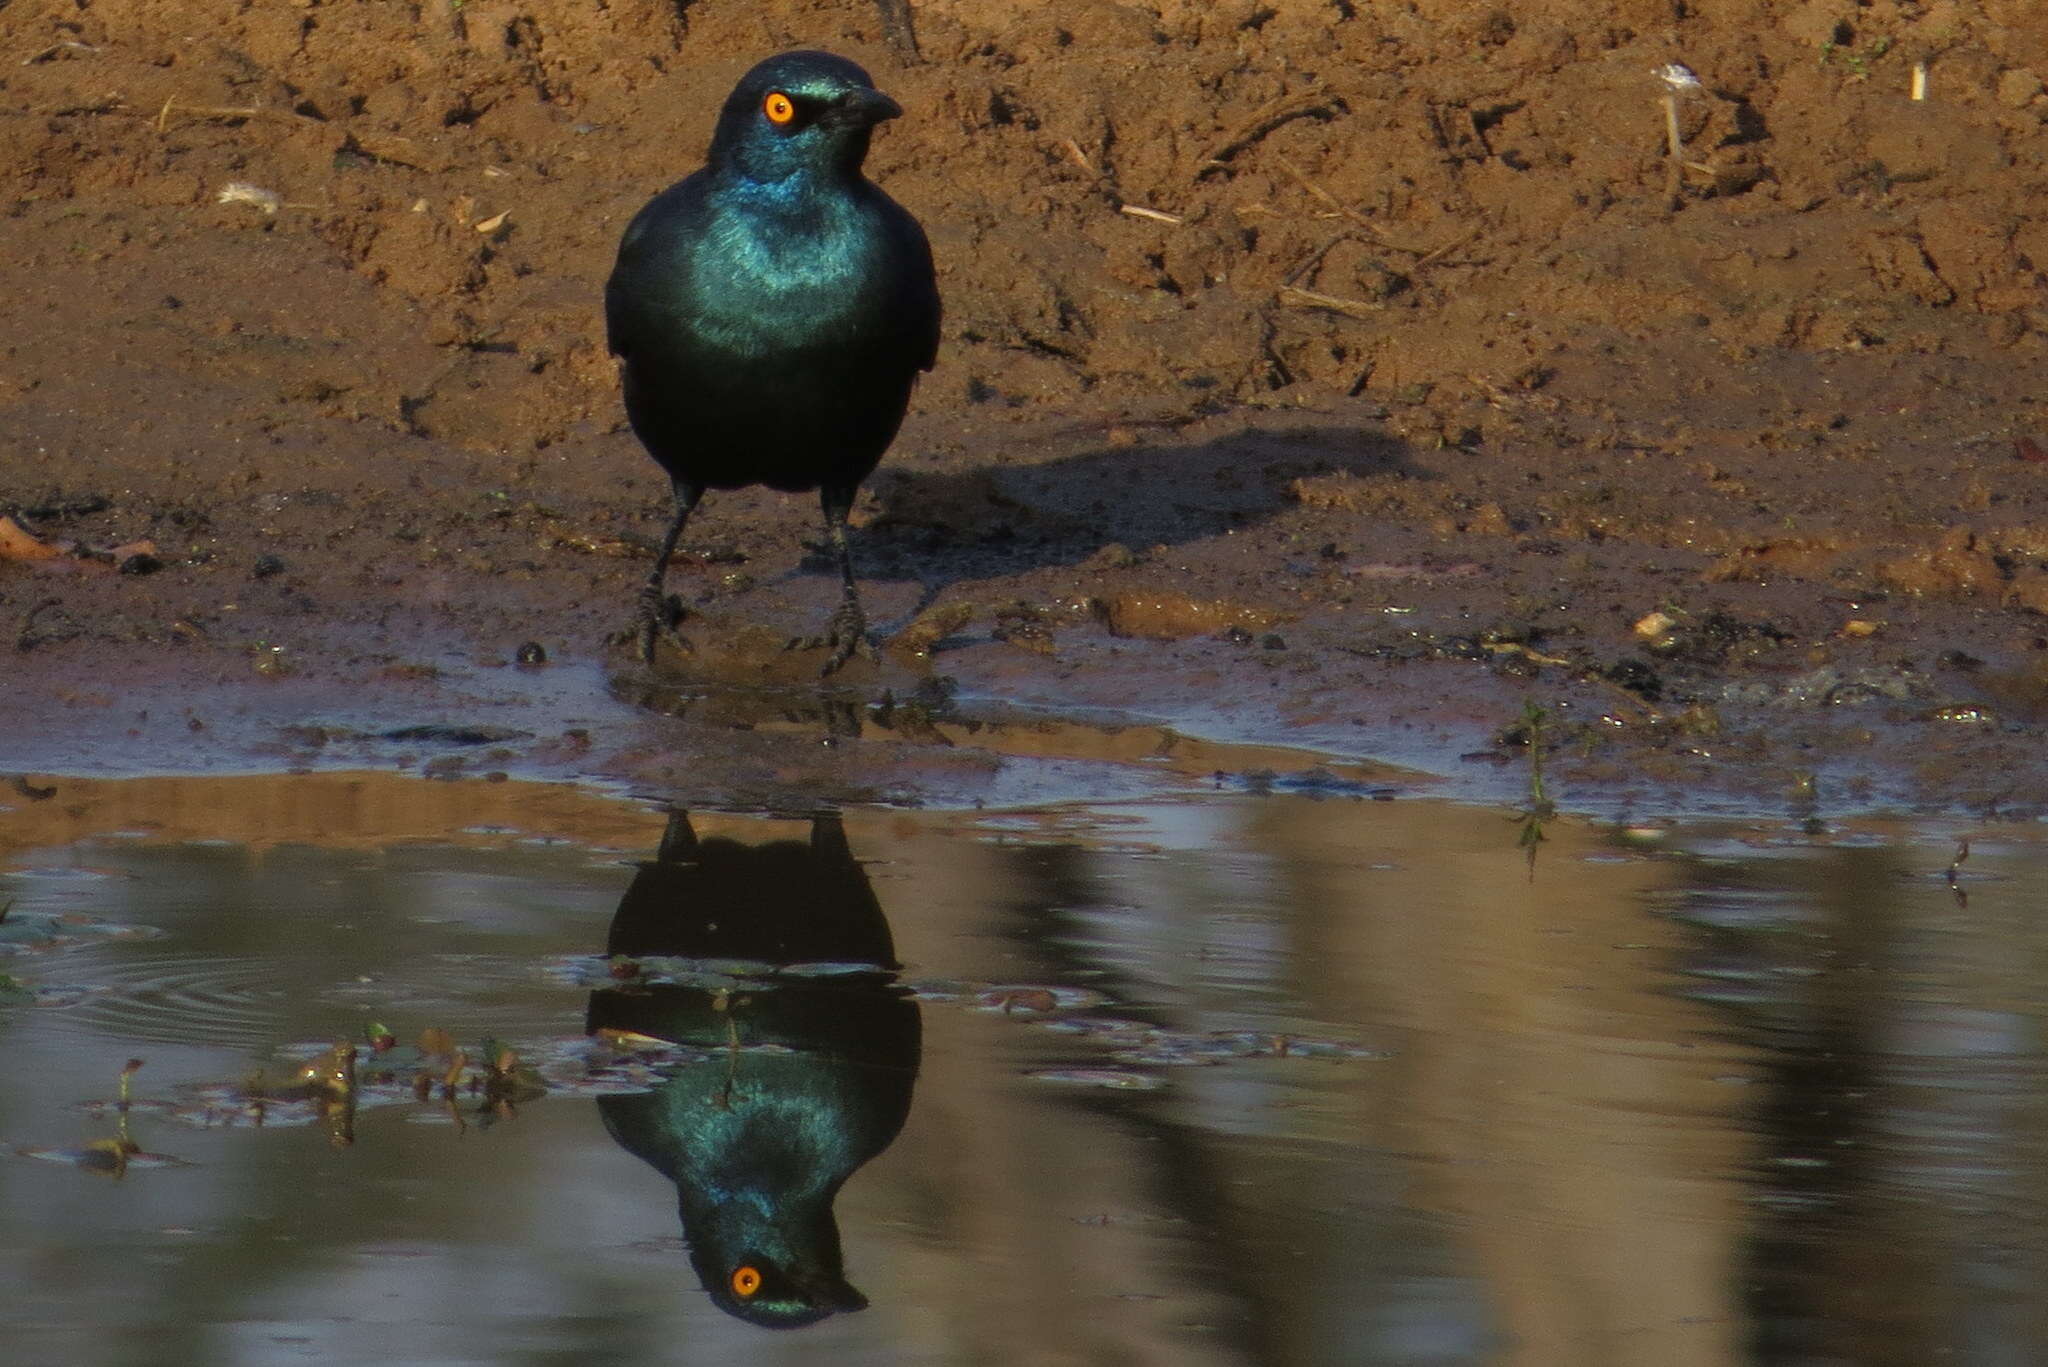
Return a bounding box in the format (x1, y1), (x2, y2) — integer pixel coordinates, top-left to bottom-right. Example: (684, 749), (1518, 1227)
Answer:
(763, 92), (795, 125)
(731, 1265), (763, 1297)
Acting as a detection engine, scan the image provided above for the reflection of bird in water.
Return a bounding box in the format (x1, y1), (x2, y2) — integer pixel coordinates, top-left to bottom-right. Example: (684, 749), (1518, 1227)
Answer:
(605, 49), (941, 670)
(587, 812), (920, 1329)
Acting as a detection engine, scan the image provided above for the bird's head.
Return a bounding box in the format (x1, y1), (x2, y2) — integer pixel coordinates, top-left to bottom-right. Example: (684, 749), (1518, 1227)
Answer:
(708, 50), (903, 184)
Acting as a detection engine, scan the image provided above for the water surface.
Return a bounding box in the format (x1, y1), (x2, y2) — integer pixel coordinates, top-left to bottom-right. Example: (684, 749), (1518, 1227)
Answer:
(2, 774), (2046, 1365)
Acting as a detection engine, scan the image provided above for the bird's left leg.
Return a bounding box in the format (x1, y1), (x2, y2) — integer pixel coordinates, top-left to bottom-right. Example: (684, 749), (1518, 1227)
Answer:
(814, 484), (878, 675)
(639, 479), (702, 664)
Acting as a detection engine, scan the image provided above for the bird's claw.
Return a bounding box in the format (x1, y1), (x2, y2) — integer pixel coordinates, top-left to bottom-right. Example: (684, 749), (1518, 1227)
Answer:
(790, 599), (877, 676)
(637, 587), (690, 665)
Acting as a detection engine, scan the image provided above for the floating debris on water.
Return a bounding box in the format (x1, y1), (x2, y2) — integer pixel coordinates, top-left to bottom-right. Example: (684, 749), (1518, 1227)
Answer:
(1025, 1068), (1165, 1091)
(0, 908), (163, 956)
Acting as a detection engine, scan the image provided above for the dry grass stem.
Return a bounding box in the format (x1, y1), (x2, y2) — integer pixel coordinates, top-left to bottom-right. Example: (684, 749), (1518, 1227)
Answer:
(1274, 156), (1412, 248)
(21, 40), (97, 65)
(1197, 90), (1344, 178)
(1276, 284), (1385, 319)
(156, 96), (318, 133)
(1282, 231), (1354, 287)
(1412, 227), (1477, 268)
(1119, 203), (1183, 225)
(1274, 157), (1472, 266)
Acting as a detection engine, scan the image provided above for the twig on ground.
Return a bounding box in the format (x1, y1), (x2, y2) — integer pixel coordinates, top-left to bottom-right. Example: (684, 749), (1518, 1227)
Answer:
(156, 96), (320, 133)
(1119, 203), (1183, 225)
(1282, 231), (1354, 287)
(1276, 284), (1385, 320)
(1196, 91), (1344, 178)
(1412, 227), (1477, 268)
(1274, 156), (1411, 247)
(1273, 156), (1473, 266)
(20, 40), (98, 65)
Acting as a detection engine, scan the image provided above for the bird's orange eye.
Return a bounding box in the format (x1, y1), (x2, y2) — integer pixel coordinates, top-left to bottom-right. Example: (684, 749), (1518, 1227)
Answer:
(763, 92), (795, 125)
(731, 1265), (763, 1297)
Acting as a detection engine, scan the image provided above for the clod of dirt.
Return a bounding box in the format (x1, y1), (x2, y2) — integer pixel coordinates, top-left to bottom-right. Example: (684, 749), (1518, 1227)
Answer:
(1605, 658), (1665, 701)
(1091, 593), (1285, 641)
(891, 601), (977, 659)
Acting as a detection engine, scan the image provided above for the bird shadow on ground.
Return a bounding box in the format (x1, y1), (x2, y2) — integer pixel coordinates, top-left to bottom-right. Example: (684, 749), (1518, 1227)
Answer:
(610, 419), (1426, 715)
(845, 420), (1428, 589)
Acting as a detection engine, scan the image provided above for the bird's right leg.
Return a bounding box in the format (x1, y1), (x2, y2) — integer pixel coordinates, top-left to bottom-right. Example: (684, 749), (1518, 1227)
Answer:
(640, 480), (702, 664)
(814, 485), (879, 676)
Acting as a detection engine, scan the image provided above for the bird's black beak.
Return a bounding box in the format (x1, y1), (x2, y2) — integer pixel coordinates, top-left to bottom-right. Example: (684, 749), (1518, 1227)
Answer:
(832, 87), (902, 127)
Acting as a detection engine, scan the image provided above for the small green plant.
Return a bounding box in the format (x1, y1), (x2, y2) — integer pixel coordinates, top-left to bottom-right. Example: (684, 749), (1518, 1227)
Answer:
(1512, 700), (1557, 877)
(117, 1058), (144, 1108)
(1820, 34), (1893, 81)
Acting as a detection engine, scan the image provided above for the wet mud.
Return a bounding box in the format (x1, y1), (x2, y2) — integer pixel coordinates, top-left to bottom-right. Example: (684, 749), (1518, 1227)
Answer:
(4, 0), (2048, 815)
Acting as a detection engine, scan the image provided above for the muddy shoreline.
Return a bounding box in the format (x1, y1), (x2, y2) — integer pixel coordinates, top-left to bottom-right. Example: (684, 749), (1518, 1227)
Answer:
(4, 1), (2048, 818)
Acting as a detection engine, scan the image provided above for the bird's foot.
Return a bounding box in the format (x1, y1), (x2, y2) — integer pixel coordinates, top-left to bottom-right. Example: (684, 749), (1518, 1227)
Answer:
(637, 587), (691, 665)
(790, 598), (877, 676)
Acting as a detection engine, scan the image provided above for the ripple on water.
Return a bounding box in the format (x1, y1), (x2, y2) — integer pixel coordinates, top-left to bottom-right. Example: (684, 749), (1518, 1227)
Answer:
(3, 865), (126, 881)
(308, 953), (592, 1039)
(47, 952), (306, 1048)
(37, 945), (680, 1052)
(0, 910), (164, 957)
(1647, 884), (1820, 931)
(42, 950), (584, 1050)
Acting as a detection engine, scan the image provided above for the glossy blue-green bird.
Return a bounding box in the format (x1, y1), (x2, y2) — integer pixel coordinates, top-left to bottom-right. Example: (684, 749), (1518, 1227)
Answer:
(606, 51), (941, 672)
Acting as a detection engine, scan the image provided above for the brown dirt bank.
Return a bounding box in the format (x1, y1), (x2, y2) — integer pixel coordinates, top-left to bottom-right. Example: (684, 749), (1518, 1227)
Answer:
(3, 0), (2048, 817)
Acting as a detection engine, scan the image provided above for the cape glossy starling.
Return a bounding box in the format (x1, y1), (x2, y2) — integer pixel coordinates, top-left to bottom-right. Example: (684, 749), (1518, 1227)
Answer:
(606, 51), (941, 672)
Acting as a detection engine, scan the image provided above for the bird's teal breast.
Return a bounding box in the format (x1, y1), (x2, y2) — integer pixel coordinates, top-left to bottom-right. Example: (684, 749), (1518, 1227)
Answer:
(690, 184), (883, 355)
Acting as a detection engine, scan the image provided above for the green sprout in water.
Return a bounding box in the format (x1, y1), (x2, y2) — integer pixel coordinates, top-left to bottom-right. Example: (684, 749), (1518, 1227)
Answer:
(117, 1057), (144, 1109)
(1513, 700), (1557, 877)
(0, 904), (23, 1003)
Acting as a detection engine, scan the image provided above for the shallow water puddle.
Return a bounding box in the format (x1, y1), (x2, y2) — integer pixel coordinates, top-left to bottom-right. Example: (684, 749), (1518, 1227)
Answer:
(1, 775), (2046, 1364)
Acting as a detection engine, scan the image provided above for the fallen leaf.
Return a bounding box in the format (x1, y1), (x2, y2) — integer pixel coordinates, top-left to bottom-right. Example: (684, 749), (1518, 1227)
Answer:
(594, 1027), (671, 1049)
(0, 515), (64, 561)
(1633, 610), (1677, 638)
(215, 181), (282, 215)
